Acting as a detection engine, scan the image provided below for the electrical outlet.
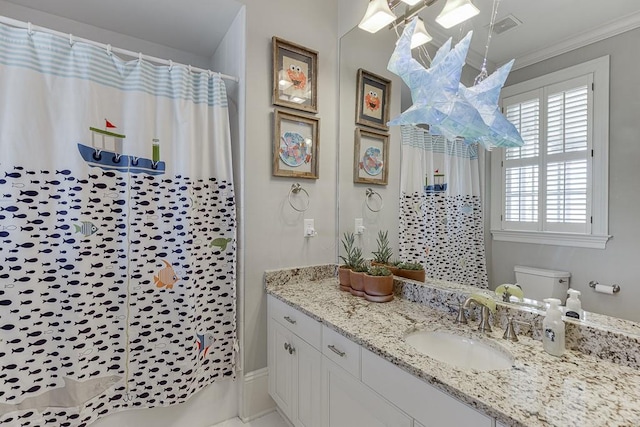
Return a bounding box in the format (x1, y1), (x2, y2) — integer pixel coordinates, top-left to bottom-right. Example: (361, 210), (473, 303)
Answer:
(354, 218), (365, 235)
(304, 219), (317, 237)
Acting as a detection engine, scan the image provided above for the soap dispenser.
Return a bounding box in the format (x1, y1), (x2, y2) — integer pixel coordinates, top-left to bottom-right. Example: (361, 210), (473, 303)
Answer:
(542, 298), (565, 357)
(565, 289), (583, 320)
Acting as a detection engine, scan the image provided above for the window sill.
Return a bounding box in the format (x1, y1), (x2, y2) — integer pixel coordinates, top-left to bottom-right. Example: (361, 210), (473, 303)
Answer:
(490, 229), (611, 249)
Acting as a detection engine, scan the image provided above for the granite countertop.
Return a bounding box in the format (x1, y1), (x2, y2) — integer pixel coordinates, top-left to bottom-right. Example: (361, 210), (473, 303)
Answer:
(265, 267), (640, 427)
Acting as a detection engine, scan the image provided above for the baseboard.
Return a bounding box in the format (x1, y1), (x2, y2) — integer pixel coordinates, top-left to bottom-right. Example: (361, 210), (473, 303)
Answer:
(239, 367), (276, 422)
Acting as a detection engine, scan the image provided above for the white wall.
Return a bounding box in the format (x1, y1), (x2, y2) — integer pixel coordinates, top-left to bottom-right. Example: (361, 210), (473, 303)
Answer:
(338, 27), (402, 264)
(239, 0), (340, 376)
(490, 27), (640, 321)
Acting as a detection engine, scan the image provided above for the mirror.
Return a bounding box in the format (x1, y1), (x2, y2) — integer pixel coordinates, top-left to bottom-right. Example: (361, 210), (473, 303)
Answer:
(338, 2), (640, 324)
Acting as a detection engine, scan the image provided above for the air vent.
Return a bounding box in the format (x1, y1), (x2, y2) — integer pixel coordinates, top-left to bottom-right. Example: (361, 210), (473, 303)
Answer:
(492, 14), (522, 35)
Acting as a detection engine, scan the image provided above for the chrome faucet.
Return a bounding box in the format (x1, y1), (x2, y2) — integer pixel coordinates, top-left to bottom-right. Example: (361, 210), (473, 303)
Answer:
(461, 296), (492, 332)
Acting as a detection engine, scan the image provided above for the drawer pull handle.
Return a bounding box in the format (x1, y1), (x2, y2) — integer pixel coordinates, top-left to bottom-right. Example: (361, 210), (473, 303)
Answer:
(328, 345), (345, 357)
(284, 316), (297, 325)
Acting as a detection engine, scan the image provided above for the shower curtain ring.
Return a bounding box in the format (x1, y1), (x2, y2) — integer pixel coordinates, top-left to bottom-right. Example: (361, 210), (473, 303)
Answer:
(69, 33), (74, 46)
(288, 183), (310, 212)
(365, 188), (383, 212)
(106, 44), (112, 56)
(27, 22), (33, 36)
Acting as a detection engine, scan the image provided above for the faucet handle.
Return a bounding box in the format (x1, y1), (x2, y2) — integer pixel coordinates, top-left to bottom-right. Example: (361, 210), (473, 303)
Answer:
(454, 302), (468, 324)
(503, 317), (519, 341)
(503, 317), (533, 342)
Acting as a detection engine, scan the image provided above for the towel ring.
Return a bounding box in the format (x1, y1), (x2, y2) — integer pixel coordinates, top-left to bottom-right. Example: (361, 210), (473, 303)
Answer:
(288, 183), (310, 212)
(365, 188), (383, 212)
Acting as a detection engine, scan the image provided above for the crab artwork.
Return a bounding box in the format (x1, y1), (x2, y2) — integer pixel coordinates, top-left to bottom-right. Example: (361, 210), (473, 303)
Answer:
(364, 90), (381, 113)
(287, 64), (307, 90)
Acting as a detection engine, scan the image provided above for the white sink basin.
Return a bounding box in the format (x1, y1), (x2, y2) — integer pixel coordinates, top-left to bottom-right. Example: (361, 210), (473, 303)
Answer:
(405, 331), (514, 371)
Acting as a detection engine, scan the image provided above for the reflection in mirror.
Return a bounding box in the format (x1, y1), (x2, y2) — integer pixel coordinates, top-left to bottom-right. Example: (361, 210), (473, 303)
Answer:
(339, 2), (640, 324)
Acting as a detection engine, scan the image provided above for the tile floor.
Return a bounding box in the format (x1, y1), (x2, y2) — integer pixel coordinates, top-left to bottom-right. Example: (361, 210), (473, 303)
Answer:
(211, 411), (289, 427)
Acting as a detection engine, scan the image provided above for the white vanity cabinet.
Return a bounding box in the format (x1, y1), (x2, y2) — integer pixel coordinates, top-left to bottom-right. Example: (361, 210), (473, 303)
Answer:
(322, 356), (412, 427)
(268, 296), (322, 427)
(267, 295), (498, 427)
(320, 324), (411, 427)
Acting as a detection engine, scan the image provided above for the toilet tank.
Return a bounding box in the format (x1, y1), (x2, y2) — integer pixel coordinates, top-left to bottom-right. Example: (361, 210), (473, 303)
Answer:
(514, 265), (571, 302)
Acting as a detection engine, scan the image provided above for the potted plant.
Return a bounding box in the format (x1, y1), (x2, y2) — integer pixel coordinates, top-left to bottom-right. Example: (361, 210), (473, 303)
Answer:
(395, 261), (426, 282)
(363, 265), (394, 303)
(338, 232), (363, 291)
(371, 230), (393, 267)
(349, 261), (368, 297)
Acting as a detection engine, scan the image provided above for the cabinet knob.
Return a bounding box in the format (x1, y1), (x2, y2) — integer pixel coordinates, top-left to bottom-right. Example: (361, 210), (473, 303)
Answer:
(284, 316), (297, 325)
(283, 342), (295, 355)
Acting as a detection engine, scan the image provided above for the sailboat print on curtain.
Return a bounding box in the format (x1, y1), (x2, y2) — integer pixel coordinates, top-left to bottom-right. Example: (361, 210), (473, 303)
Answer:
(0, 21), (237, 427)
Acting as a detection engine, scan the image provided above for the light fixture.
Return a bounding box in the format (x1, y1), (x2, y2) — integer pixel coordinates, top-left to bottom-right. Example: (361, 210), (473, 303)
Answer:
(400, 0), (423, 5)
(435, 0), (480, 29)
(410, 18), (432, 49)
(358, 0), (397, 34)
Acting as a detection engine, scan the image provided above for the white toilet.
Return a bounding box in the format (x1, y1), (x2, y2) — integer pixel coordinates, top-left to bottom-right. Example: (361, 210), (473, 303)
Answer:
(514, 265), (571, 302)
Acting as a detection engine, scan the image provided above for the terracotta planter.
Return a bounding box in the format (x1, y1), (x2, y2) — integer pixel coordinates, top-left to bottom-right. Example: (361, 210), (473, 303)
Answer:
(363, 274), (394, 303)
(387, 266), (400, 276)
(338, 266), (351, 291)
(349, 270), (366, 297)
(396, 269), (425, 282)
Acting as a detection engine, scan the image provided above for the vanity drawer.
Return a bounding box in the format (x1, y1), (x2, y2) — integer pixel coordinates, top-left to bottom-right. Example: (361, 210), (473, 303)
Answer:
(268, 295), (321, 350)
(361, 348), (492, 426)
(322, 325), (361, 379)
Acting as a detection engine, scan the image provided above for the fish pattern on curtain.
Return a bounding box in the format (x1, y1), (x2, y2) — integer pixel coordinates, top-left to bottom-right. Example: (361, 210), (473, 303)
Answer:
(399, 125), (488, 288)
(0, 23), (237, 426)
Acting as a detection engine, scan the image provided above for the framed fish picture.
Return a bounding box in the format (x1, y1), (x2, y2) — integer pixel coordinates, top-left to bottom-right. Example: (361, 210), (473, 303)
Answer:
(272, 37), (318, 114)
(273, 109), (320, 179)
(354, 127), (389, 186)
(355, 68), (391, 131)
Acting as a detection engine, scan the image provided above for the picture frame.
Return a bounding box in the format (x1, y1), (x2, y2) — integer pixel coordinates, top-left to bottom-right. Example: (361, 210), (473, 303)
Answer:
(355, 68), (392, 131)
(354, 127), (389, 185)
(272, 37), (318, 114)
(273, 109), (320, 179)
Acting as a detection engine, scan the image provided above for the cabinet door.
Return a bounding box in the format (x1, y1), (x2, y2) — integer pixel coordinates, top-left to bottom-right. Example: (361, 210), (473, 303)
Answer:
(322, 357), (411, 427)
(293, 336), (322, 427)
(269, 319), (294, 417)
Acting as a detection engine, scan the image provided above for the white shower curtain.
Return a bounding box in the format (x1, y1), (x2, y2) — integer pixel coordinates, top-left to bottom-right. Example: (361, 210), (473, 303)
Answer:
(399, 125), (488, 288)
(0, 22), (236, 426)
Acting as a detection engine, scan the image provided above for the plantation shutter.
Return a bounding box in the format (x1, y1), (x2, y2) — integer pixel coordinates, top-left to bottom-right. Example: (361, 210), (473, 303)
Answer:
(544, 76), (592, 233)
(501, 75), (592, 233)
(503, 91), (541, 230)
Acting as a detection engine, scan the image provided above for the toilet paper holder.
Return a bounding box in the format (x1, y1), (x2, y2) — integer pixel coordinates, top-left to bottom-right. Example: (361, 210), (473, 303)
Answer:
(588, 281), (621, 294)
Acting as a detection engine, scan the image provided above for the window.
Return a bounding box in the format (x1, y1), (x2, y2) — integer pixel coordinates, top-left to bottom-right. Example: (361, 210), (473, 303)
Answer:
(490, 56), (610, 249)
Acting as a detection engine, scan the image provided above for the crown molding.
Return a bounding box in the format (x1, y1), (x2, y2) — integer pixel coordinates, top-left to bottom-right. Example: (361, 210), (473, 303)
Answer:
(513, 10), (640, 70)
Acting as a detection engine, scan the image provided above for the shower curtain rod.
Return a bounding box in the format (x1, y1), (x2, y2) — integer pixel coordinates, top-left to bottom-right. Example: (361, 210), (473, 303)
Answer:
(0, 15), (240, 83)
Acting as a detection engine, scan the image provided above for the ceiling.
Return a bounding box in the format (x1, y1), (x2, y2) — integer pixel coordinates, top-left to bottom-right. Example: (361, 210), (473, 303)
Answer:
(2, 0), (244, 58)
(412, 0), (640, 69)
(3, 0), (640, 70)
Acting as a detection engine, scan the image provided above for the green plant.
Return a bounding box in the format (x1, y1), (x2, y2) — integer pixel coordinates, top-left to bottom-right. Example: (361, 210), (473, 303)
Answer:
(372, 230), (393, 264)
(352, 262), (369, 273)
(339, 232), (364, 269)
(396, 261), (424, 271)
(367, 265), (392, 276)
